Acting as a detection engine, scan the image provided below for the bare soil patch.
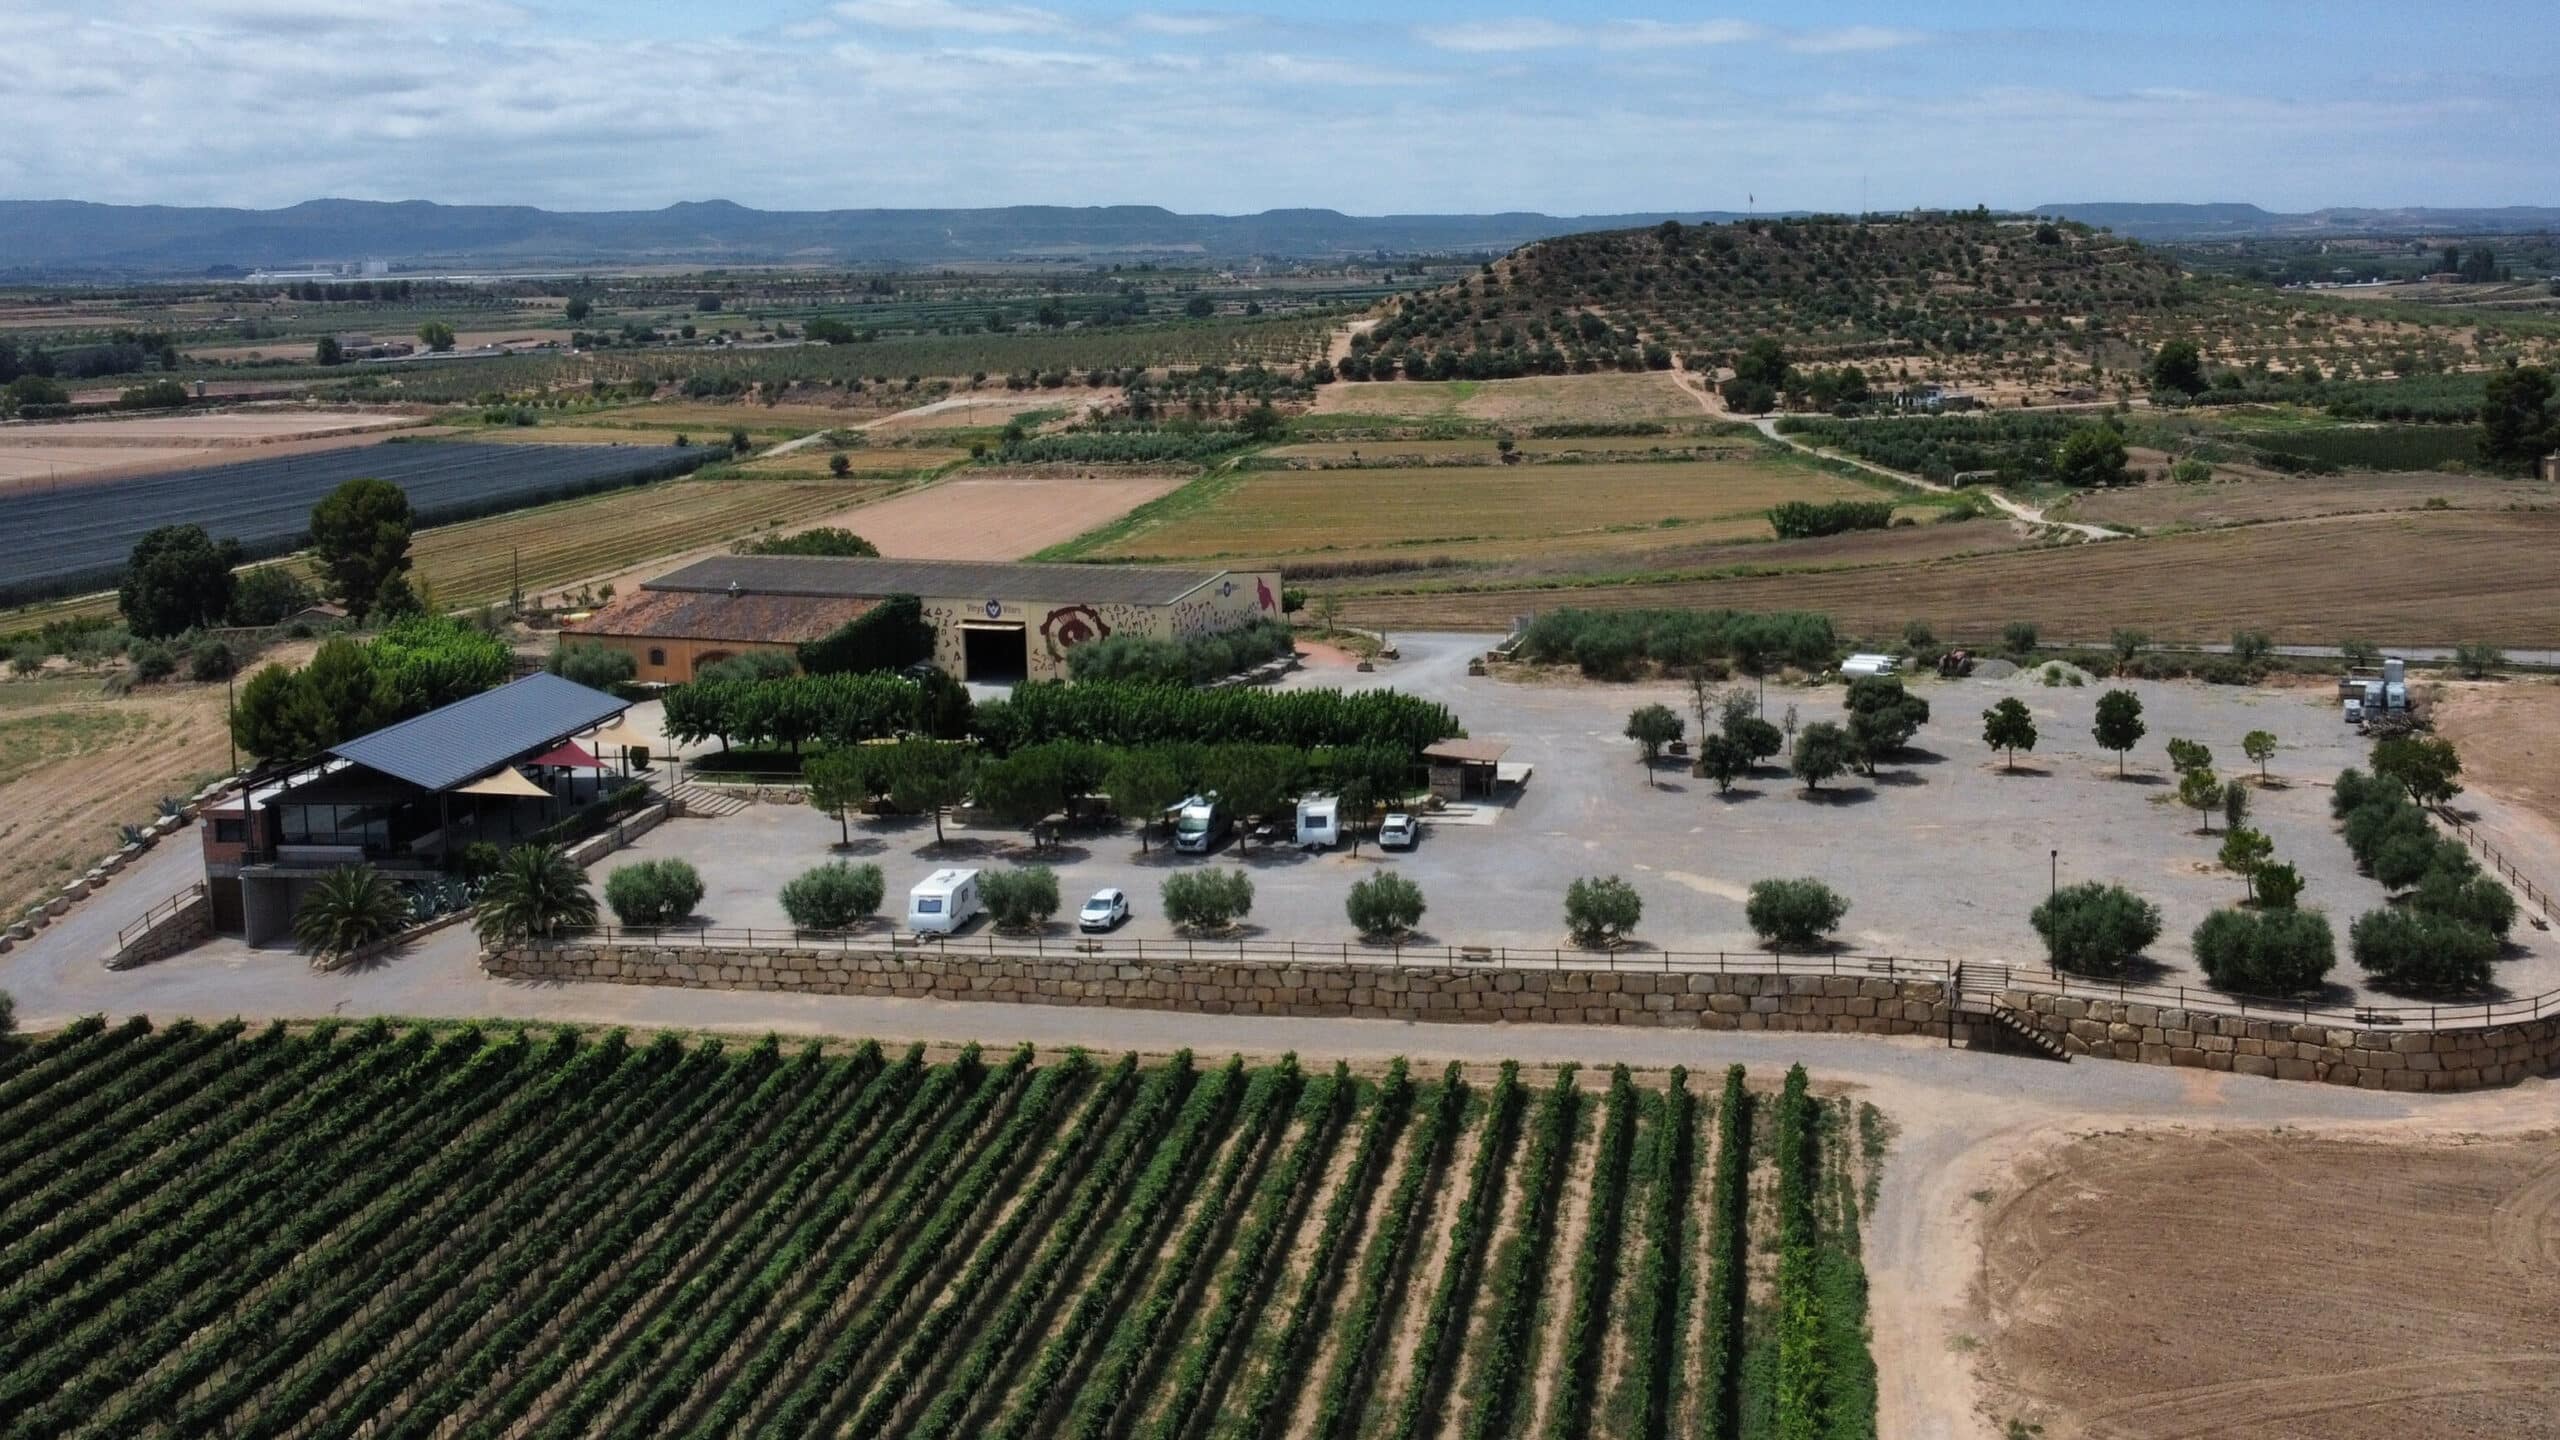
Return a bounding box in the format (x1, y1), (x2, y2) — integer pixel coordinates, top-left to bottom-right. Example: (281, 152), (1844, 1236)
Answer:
(1976, 1128), (2560, 1439)
(843, 475), (1187, 561)
(2430, 678), (2560, 900)
(2063, 472), (2560, 531)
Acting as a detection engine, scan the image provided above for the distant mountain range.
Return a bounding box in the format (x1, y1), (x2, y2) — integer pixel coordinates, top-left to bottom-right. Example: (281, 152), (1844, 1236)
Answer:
(7, 197), (2550, 277)
(2034, 202), (2560, 241)
(0, 199), (1766, 276)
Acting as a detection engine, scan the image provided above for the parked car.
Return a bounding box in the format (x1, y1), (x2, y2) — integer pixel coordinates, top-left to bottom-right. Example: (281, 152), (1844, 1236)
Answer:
(1078, 888), (1130, 932)
(1377, 813), (1419, 850)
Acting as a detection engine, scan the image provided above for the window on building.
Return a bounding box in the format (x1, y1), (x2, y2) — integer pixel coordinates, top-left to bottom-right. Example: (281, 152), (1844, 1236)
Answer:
(648, 648), (667, 667)
(212, 818), (246, 843)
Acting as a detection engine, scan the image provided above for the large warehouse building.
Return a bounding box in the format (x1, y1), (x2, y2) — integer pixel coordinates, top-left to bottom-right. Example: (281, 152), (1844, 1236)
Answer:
(566, 554), (1285, 683)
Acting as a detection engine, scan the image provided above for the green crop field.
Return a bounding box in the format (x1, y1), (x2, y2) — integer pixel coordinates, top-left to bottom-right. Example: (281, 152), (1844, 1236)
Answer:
(0, 1022), (1879, 1440)
(1071, 450), (1921, 568)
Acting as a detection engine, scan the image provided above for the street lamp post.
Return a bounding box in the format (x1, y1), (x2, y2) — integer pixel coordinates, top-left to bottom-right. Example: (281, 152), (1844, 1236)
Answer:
(2050, 848), (2059, 904)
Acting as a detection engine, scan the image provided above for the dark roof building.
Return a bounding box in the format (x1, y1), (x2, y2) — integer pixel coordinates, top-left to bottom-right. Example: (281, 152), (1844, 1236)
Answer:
(644, 554), (1231, 608)
(328, 672), (630, 792)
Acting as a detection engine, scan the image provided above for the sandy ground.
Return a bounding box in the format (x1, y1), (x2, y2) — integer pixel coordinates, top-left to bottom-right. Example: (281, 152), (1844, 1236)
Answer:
(0, 672), (239, 921)
(1972, 1126), (2560, 1438)
(0, 409), (423, 489)
(859, 389), (1108, 433)
(2431, 678), (2560, 894)
(822, 474), (1184, 559)
(1308, 372), (1706, 424)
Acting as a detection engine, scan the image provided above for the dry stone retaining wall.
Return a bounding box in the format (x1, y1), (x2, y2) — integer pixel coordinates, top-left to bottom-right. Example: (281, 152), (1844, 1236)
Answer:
(1999, 988), (2560, 1092)
(481, 942), (2560, 1090)
(489, 941), (1944, 1033)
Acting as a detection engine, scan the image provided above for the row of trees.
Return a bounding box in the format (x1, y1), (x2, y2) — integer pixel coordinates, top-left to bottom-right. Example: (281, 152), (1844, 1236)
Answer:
(1520, 608), (1838, 682)
(231, 616), (512, 761)
(1627, 674), (1930, 794)
(1063, 619), (1296, 687)
(806, 737), (1414, 850)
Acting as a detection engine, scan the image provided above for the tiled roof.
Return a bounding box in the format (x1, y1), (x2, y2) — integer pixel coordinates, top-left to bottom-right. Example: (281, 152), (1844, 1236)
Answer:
(565, 589), (876, 646)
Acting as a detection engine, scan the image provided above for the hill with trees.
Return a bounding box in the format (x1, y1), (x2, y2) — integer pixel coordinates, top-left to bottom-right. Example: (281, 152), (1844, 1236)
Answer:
(1349, 211), (2560, 400)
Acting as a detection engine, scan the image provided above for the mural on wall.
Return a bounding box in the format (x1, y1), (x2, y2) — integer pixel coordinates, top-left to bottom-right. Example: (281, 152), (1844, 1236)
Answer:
(1039, 604), (1111, 659)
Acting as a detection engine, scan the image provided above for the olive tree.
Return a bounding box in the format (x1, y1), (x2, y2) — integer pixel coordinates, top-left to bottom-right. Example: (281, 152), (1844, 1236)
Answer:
(1745, 877), (1849, 951)
(1564, 875), (1643, 948)
(1347, 872), (1426, 940)
(2030, 881), (2163, 976)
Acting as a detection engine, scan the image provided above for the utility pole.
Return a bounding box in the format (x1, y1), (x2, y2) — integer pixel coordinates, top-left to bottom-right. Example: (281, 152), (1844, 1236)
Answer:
(226, 670), (238, 776)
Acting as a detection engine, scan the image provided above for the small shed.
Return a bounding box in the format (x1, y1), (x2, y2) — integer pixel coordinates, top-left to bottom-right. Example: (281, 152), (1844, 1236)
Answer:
(1423, 738), (1511, 800)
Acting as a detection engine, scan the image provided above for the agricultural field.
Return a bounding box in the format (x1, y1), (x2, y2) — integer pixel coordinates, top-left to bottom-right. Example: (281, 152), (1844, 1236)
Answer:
(738, 447), (969, 478)
(1072, 450), (1918, 569)
(1307, 372), (1707, 424)
(1337, 508), (2560, 647)
(406, 477), (903, 610)
(1260, 432), (1752, 465)
(0, 1027), (1879, 1440)
(0, 668), (257, 923)
(0, 440), (718, 606)
(2057, 468), (2559, 531)
(1975, 1129), (2560, 1438)
(0, 409), (421, 486)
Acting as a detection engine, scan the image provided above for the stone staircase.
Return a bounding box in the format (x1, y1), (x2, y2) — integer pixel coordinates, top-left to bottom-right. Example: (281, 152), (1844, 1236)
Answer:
(670, 783), (752, 819)
(1952, 962), (2069, 1061)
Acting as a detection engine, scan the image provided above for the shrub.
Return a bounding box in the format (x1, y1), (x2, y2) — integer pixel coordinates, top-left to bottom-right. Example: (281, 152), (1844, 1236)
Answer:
(187, 639), (237, 682)
(1766, 499), (1894, 539)
(1564, 875), (1643, 947)
(1162, 867), (1254, 931)
(1745, 877), (1848, 951)
(602, 858), (704, 926)
(797, 593), (933, 675)
(2254, 861), (2305, 909)
(2351, 907), (2498, 994)
(778, 861), (886, 930)
(981, 865), (1062, 932)
(457, 841), (507, 881)
(1064, 618), (1294, 686)
(2192, 907), (2335, 995)
(2412, 866), (2517, 938)
(2001, 620), (2039, 656)
(2371, 832), (2458, 892)
(2030, 881), (2163, 975)
(1789, 720), (1852, 790)
(694, 649), (799, 685)
(1346, 872), (1426, 940)
(1515, 607), (1836, 678)
(127, 640), (176, 682)
(549, 641), (638, 690)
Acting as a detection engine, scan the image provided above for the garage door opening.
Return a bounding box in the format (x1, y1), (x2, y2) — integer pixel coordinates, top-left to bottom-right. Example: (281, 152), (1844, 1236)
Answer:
(962, 622), (1028, 683)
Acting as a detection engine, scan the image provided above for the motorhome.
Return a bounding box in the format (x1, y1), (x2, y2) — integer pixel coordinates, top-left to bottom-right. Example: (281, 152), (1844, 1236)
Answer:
(1171, 793), (1230, 854)
(906, 868), (983, 934)
(1295, 794), (1341, 850)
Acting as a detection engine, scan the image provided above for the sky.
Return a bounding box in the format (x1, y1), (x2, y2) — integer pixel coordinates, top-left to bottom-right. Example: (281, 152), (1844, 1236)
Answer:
(3, 0), (2553, 215)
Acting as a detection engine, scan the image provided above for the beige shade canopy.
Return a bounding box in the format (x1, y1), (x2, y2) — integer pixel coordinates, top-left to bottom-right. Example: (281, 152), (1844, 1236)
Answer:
(453, 766), (550, 798)
(584, 720), (660, 751)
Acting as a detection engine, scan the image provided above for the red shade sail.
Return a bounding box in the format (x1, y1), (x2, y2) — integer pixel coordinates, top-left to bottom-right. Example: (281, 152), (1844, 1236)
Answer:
(528, 740), (605, 770)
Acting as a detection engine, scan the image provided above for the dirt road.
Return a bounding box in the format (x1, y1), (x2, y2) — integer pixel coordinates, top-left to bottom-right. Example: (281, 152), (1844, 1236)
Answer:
(1744, 414), (2130, 540)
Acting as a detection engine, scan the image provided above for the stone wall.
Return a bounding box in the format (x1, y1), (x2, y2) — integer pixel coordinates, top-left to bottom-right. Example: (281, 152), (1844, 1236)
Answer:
(1999, 988), (2560, 1092)
(488, 941), (1946, 1034)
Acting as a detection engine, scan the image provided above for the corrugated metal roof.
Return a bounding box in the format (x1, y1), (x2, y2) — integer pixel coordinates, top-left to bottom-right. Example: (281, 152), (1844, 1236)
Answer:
(645, 554), (1227, 608)
(328, 673), (629, 794)
(565, 589), (876, 645)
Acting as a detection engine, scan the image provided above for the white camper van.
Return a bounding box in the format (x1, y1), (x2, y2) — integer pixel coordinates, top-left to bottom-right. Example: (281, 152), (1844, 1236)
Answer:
(1171, 793), (1230, 854)
(907, 868), (983, 935)
(1295, 794), (1342, 850)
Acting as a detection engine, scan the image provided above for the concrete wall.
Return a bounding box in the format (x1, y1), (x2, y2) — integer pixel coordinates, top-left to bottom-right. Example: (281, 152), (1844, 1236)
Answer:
(1997, 988), (2560, 1092)
(489, 941), (1945, 1033)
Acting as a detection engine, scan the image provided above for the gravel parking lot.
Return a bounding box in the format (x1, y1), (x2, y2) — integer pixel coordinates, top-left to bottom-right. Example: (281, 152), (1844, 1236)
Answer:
(611, 633), (2560, 1008)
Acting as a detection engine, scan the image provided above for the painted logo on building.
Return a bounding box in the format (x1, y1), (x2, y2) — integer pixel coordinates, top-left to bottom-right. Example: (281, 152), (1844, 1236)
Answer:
(1041, 604), (1110, 656)
(983, 598), (1003, 619)
(1255, 576), (1277, 612)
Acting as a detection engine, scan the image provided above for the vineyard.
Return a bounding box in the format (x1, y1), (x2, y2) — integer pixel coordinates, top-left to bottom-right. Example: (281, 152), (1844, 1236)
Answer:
(0, 439), (718, 605)
(0, 1020), (1883, 1440)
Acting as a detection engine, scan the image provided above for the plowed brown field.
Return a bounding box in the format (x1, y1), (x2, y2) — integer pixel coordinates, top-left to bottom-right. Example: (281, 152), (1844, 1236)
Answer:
(1978, 1130), (2560, 1440)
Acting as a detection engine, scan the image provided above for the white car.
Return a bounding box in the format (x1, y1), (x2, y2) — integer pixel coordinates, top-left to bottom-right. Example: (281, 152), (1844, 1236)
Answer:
(1377, 813), (1419, 850)
(1079, 888), (1131, 932)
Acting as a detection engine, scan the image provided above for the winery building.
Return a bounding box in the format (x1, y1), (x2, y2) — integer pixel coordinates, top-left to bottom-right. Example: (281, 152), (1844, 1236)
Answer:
(566, 554), (1285, 684)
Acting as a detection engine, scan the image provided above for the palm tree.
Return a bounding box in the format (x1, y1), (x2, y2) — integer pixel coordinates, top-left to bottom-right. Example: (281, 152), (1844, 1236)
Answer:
(474, 844), (598, 948)
(292, 866), (410, 961)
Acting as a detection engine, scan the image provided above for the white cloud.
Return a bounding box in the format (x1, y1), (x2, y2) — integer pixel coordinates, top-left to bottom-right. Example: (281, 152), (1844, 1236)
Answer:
(1414, 17), (1582, 53)
(1599, 19), (1764, 48)
(832, 0), (1064, 36)
(1127, 11), (1243, 36)
(1786, 25), (1925, 54)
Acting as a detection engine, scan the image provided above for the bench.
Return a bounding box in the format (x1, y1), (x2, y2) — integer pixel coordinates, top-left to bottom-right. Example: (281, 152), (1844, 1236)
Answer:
(1459, 945), (1494, 964)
